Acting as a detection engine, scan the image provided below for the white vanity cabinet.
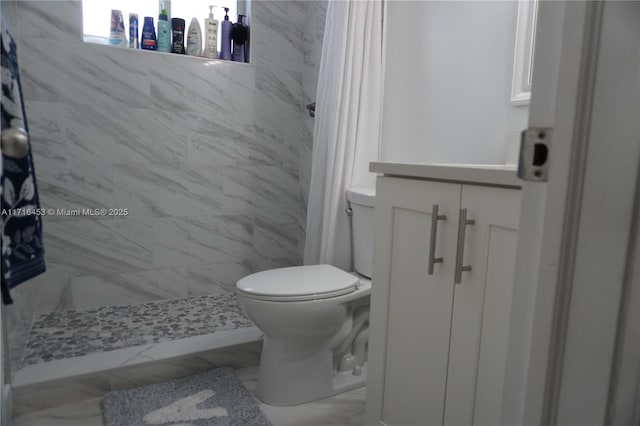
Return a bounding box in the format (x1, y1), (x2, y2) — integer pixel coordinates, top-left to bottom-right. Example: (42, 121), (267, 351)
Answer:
(365, 163), (521, 426)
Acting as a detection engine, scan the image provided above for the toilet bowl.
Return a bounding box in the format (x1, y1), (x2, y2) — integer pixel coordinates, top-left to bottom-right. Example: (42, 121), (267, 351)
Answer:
(236, 187), (375, 406)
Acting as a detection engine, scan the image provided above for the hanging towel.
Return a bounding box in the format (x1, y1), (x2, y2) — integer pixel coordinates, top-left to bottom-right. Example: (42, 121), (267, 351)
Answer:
(1, 17), (45, 304)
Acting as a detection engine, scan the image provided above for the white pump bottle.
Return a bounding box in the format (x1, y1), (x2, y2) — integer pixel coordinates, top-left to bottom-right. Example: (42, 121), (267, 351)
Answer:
(203, 5), (219, 59)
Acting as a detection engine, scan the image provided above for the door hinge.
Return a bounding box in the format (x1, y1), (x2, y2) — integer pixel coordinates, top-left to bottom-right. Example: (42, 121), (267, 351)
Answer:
(518, 127), (552, 182)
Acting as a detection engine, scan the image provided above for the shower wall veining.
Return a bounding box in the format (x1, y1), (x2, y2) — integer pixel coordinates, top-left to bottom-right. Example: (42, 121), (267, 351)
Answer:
(5, 0), (328, 373)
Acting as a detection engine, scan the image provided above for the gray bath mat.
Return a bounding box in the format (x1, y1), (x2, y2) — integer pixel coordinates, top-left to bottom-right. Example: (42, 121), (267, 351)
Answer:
(102, 367), (271, 426)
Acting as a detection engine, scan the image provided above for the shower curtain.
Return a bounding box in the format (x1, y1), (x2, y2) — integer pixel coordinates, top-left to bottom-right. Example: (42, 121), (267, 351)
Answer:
(303, 0), (383, 270)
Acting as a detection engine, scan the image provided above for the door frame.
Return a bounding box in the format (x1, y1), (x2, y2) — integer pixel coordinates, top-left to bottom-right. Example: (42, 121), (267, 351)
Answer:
(1, 305), (8, 425)
(507, 1), (640, 425)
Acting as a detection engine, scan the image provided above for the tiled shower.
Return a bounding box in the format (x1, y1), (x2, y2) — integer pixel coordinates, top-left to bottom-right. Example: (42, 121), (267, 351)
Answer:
(4, 0), (327, 380)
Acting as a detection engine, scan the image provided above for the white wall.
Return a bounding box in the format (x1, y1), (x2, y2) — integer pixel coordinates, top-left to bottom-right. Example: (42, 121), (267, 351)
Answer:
(381, 1), (528, 165)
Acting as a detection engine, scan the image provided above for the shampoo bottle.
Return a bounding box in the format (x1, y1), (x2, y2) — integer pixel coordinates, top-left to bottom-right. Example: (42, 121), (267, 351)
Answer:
(109, 9), (127, 47)
(141, 16), (157, 50)
(203, 5), (219, 59)
(220, 7), (232, 60)
(157, 9), (171, 52)
(186, 18), (203, 56)
(231, 14), (248, 62)
(171, 18), (186, 54)
(129, 13), (139, 48)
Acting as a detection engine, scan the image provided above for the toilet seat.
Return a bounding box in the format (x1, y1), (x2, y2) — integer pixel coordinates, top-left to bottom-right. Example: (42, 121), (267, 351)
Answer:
(237, 264), (359, 302)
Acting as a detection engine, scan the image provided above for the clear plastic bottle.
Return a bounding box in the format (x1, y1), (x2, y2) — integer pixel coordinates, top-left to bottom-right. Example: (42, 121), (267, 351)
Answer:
(159, 0), (171, 20)
(157, 10), (171, 52)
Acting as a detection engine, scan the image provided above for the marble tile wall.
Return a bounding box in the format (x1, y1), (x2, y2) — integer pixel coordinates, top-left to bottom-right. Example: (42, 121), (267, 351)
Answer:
(4, 0), (326, 374)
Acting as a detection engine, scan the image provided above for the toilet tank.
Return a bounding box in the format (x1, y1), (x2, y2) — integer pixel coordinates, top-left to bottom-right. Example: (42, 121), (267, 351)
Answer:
(346, 187), (375, 279)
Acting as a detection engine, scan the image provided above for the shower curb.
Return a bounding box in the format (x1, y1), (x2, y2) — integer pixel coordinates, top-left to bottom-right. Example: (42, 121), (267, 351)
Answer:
(11, 328), (262, 416)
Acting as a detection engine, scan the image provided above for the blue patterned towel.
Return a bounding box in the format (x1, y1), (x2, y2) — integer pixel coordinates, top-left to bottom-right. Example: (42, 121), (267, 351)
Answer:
(1, 17), (45, 304)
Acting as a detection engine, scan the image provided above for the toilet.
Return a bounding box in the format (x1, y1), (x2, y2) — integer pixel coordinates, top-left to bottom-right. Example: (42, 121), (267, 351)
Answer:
(236, 187), (375, 406)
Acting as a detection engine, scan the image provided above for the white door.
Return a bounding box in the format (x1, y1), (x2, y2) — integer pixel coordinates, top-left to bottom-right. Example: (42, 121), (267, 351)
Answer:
(506, 1), (640, 425)
(367, 177), (460, 426)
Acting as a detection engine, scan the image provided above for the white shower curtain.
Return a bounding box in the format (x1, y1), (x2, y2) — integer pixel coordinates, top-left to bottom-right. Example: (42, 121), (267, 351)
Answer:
(303, 0), (383, 270)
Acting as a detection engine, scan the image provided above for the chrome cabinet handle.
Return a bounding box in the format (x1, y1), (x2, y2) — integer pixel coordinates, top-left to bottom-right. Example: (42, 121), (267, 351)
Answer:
(427, 204), (447, 275)
(454, 208), (475, 284)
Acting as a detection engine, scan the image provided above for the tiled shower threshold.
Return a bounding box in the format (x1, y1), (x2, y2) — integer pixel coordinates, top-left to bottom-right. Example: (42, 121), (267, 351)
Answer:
(13, 294), (262, 387)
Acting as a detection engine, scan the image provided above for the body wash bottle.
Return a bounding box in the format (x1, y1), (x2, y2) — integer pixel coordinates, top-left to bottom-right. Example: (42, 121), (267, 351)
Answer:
(203, 5), (218, 59)
(157, 9), (171, 52)
(141, 16), (157, 50)
(220, 7), (232, 60)
(171, 18), (186, 54)
(186, 17), (203, 56)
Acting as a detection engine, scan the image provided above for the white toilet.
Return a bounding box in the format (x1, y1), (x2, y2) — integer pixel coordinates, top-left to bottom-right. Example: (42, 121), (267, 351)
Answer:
(236, 187), (375, 406)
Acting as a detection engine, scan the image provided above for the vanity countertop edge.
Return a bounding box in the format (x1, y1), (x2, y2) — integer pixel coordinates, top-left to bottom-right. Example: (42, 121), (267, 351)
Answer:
(369, 162), (522, 189)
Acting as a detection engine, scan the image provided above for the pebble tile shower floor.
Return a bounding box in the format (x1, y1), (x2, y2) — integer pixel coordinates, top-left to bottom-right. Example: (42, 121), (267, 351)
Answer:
(21, 293), (254, 367)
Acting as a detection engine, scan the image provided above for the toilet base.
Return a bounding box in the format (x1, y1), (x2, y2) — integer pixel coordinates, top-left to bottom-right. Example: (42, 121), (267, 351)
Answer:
(255, 337), (367, 406)
(258, 365), (367, 407)
(331, 365), (368, 396)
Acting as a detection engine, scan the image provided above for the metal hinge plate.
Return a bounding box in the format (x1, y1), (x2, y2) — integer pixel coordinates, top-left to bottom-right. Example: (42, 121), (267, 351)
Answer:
(518, 127), (552, 182)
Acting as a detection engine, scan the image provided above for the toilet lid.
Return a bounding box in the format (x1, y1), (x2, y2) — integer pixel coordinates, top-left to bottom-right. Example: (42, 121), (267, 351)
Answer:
(236, 264), (359, 301)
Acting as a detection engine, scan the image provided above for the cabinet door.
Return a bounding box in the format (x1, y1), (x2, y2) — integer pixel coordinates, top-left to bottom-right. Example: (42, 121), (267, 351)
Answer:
(444, 185), (521, 426)
(366, 177), (461, 426)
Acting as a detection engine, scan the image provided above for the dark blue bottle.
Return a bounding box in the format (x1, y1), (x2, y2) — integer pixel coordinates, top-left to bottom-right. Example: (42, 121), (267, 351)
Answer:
(141, 17), (157, 50)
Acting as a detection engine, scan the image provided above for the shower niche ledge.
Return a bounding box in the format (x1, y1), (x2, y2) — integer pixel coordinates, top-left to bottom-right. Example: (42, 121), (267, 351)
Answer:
(83, 36), (253, 66)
